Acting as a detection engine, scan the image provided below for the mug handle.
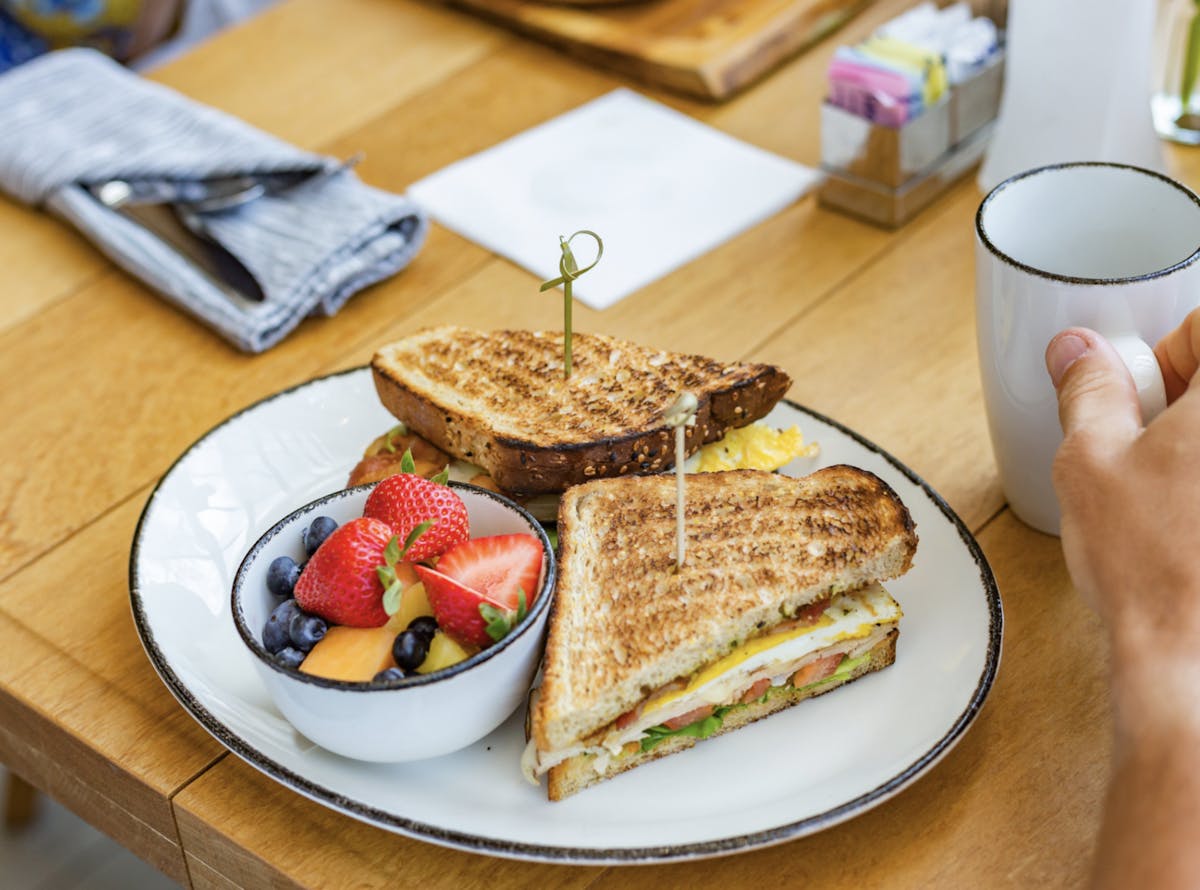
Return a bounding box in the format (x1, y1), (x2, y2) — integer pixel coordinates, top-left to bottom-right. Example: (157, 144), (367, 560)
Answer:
(1107, 334), (1168, 423)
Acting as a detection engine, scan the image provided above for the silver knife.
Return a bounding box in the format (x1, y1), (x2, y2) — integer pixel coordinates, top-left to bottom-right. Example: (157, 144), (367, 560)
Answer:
(88, 180), (266, 307)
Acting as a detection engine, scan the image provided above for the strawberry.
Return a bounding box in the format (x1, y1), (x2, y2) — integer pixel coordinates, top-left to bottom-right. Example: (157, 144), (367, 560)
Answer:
(416, 534), (544, 647)
(294, 517), (395, 627)
(413, 565), (505, 648)
(435, 534), (543, 610)
(362, 471), (469, 562)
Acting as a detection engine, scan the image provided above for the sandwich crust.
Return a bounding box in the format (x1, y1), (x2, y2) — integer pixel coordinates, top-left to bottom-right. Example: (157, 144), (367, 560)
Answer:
(533, 467), (917, 754)
(546, 629), (899, 801)
(370, 327), (790, 495)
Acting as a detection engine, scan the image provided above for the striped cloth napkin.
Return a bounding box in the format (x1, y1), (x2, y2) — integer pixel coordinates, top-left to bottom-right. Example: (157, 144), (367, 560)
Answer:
(0, 48), (427, 352)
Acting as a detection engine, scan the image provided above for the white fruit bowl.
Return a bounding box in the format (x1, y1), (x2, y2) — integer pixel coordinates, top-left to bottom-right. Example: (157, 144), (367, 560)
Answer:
(231, 482), (555, 762)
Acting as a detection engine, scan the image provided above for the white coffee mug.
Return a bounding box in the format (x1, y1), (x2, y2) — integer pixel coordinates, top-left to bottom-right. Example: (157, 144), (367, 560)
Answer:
(975, 162), (1200, 535)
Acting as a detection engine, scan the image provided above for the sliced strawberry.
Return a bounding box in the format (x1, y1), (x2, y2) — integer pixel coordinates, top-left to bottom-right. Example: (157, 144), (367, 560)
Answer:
(294, 517), (395, 627)
(363, 472), (469, 562)
(413, 564), (505, 648)
(433, 534), (543, 610)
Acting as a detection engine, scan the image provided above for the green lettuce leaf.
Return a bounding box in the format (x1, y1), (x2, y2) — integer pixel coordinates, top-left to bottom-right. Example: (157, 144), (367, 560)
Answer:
(640, 707), (734, 753)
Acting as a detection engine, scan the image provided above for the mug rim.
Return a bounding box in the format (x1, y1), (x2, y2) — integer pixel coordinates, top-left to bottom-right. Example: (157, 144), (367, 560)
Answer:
(976, 161), (1200, 286)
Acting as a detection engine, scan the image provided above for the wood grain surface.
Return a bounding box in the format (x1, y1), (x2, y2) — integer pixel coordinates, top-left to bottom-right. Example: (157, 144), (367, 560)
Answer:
(0, 0), (1187, 886)
(437, 0), (874, 99)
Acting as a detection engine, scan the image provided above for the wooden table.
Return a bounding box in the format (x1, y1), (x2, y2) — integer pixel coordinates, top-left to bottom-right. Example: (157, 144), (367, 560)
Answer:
(2, 0), (1194, 886)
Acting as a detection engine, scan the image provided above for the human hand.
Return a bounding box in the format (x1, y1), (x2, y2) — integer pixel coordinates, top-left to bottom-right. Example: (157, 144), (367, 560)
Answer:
(1048, 318), (1200, 890)
(1045, 319), (1200, 665)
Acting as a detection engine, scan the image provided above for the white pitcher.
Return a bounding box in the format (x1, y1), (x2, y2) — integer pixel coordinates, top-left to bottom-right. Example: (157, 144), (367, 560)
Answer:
(979, 0), (1165, 192)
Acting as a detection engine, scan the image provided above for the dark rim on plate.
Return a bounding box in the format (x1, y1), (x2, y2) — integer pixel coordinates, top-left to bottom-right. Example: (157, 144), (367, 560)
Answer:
(976, 160), (1200, 285)
(129, 367), (1003, 864)
(230, 480), (556, 691)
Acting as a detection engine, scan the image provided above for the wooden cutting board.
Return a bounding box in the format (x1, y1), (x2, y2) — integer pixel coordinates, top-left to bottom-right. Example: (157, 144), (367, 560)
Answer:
(439, 0), (875, 101)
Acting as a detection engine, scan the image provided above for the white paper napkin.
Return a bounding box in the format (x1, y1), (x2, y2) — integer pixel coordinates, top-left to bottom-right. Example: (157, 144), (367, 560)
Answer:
(408, 89), (822, 310)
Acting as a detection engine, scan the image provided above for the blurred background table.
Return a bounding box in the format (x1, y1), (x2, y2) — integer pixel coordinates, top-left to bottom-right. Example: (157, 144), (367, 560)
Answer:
(1, 0), (1196, 886)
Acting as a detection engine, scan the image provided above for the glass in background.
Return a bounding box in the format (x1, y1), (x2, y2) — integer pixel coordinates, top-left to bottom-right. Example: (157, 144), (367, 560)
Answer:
(1154, 0), (1200, 144)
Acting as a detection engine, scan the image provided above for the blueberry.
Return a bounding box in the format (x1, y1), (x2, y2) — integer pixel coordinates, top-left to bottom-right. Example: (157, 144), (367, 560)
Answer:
(266, 555), (302, 599)
(275, 647), (305, 670)
(303, 516), (338, 557)
(289, 612), (328, 653)
(406, 615), (439, 644)
(262, 599), (302, 654)
(392, 630), (428, 672)
(373, 667), (407, 684)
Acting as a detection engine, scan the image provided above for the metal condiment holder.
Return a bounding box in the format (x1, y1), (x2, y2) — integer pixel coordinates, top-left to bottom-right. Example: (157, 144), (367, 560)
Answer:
(818, 42), (1005, 228)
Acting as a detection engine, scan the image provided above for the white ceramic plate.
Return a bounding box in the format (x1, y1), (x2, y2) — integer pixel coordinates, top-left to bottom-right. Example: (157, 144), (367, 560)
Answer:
(130, 369), (1001, 863)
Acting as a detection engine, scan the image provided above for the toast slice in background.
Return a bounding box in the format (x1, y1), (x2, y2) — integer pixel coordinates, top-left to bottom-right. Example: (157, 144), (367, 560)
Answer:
(528, 466), (917, 799)
(370, 327), (790, 495)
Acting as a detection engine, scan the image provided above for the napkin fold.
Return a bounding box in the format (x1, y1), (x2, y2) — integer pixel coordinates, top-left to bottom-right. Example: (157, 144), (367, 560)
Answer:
(408, 89), (823, 310)
(0, 48), (427, 352)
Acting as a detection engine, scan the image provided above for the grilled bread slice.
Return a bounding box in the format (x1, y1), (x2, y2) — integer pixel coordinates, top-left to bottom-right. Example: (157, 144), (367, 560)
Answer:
(370, 327), (790, 496)
(528, 466), (917, 798)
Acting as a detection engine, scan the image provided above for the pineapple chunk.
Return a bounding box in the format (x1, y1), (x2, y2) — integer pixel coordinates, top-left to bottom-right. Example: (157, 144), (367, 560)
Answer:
(300, 613), (406, 682)
(417, 631), (474, 674)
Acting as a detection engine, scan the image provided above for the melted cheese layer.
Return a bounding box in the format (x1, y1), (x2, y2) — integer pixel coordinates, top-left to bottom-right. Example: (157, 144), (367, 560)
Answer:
(643, 582), (902, 717)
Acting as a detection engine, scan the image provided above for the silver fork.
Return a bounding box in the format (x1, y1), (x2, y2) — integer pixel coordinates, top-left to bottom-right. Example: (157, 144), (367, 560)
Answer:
(92, 151), (365, 213)
(184, 151), (365, 213)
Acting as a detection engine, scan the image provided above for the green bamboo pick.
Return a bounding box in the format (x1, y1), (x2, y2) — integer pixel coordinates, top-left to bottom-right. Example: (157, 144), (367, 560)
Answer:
(539, 230), (603, 379)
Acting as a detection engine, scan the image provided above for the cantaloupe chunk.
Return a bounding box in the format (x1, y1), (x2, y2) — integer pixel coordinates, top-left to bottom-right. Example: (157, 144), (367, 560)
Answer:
(300, 613), (406, 682)
(393, 581), (434, 630)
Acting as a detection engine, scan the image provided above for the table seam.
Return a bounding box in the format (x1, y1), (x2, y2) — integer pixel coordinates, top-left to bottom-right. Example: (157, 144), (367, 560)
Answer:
(170, 753), (229, 890)
(741, 187), (966, 365)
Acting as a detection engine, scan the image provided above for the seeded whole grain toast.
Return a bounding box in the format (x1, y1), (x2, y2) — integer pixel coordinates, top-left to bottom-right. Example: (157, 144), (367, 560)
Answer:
(370, 327), (791, 495)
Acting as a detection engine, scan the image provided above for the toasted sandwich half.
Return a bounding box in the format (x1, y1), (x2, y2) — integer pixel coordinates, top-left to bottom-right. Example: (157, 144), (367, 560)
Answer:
(524, 466), (917, 801)
(364, 327), (791, 497)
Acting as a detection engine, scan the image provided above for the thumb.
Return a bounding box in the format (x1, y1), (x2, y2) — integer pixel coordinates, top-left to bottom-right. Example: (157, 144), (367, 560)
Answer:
(1045, 328), (1142, 445)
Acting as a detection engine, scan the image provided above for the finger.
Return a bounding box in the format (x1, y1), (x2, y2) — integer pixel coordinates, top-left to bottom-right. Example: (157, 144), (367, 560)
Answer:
(1154, 308), (1200, 403)
(1151, 351), (1200, 422)
(1046, 328), (1142, 448)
